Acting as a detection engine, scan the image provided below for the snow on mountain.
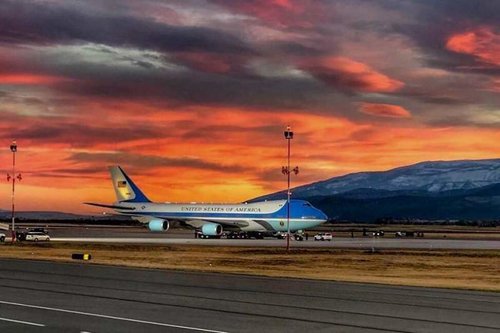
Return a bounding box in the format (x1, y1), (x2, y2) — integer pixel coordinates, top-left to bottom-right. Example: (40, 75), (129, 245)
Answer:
(258, 158), (500, 200)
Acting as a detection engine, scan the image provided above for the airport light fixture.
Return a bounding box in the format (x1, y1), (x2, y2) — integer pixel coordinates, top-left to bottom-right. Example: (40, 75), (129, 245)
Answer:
(7, 140), (21, 242)
(282, 126), (299, 252)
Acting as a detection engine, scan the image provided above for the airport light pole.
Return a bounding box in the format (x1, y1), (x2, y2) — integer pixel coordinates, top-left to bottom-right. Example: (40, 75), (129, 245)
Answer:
(7, 140), (21, 242)
(282, 126), (299, 252)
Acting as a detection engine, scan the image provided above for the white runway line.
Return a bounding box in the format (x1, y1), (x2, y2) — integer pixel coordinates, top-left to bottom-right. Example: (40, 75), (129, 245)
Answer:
(0, 300), (229, 333)
(0, 316), (45, 327)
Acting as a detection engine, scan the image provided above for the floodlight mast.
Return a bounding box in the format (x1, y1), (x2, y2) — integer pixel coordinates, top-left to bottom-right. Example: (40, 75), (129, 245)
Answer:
(282, 126), (298, 252)
(9, 140), (18, 242)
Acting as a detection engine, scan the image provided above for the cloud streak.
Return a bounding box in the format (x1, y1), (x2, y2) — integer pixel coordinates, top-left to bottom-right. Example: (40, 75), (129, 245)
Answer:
(360, 103), (411, 118)
(302, 57), (404, 93)
(0, 0), (250, 54)
(446, 26), (500, 66)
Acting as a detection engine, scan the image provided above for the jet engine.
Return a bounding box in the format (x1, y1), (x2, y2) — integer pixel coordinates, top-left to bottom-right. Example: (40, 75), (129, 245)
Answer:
(148, 219), (169, 232)
(201, 223), (222, 236)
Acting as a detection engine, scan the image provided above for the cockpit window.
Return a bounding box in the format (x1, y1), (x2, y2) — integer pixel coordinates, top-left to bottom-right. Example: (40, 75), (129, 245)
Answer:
(303, 203), (312, 207)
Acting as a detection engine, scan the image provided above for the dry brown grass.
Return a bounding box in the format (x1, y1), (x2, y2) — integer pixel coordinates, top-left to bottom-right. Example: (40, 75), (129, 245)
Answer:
(1, 242), (499, 291)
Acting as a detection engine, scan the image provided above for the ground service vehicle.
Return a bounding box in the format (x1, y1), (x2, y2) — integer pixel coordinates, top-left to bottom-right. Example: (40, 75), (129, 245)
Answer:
(273, 231), (305, 241)
(274, 232), (286, 239)
(314, 232), (332, 241)
(25, 231), (50, 242)
(225, 231), (268, 239)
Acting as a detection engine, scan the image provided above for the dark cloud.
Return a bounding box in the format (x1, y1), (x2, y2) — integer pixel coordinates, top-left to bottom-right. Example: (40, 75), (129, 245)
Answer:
(181, 124), (284, 146)
(53, 62), (331, 111)
(396, 78), (483, 106)
(0, 0), (250, 55)
(68, 152), (248, 174)
(427, 115), (500, 128)
(26, 167), (104, 179)
(0, 111), (167, 147)
(418, 0), (500, 25)
(259, 40), (326, 57)
(17, 124), (157, 143)
(404, 94), (465, 106)
(0, 0), (497, 129)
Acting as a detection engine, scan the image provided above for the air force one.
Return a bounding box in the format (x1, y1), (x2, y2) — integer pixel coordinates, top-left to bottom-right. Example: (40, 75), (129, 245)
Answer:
(86, 166), (328, 237)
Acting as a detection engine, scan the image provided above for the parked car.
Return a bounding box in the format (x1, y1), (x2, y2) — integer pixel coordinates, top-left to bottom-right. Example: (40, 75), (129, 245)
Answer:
(314, 232), (332, 241)
(24, 231), (50, 242)
(0, 232), (5, 242)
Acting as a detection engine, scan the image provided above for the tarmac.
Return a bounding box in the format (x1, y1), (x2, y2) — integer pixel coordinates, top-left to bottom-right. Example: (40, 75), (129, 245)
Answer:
(0, 258), (498, 332)
(40, 227), (500, 249)
(48, 236), (500, 249)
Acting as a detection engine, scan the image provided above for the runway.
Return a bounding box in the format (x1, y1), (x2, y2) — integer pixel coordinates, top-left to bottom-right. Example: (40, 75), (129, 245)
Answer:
(50, 236), (500, 249)
(10, 226), (497, 249)
(44, 227), (500, 249)
(0, 259), (498, 332)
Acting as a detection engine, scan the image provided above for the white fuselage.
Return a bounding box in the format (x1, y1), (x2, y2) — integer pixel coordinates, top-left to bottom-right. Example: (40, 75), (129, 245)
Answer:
(114, 199), (327, 232)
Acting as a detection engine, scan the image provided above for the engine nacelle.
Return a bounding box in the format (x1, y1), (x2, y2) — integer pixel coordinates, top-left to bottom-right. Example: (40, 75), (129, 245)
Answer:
(201, 223), (222, 236)
(148, 219), (169, 232)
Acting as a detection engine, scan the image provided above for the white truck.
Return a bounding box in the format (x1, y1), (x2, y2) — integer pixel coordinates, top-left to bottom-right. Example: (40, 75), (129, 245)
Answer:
(314, 232), (332, 241)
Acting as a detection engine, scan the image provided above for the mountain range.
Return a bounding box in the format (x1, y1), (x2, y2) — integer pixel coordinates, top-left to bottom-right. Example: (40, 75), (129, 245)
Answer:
(254, 159), (500, 221)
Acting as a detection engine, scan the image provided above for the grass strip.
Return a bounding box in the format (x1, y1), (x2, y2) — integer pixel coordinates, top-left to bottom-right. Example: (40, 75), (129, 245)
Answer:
(1, 242), (499, 291)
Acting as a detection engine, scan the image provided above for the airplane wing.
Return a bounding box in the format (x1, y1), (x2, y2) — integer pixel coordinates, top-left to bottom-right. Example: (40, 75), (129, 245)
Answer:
(125, 214), (248, 229)
(88, 207), (251, 231)
(183, 219), (249, 229)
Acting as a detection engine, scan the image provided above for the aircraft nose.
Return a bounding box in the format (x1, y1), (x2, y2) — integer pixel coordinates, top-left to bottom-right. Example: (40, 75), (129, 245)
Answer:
(316, 208), (328, 221)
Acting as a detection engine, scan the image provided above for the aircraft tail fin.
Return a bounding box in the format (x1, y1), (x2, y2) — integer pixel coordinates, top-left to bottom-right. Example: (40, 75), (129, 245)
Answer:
(109, 166), (151, 203)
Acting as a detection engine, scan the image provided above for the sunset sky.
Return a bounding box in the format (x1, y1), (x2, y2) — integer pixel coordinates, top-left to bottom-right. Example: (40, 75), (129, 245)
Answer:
(0, 0), (499, 214)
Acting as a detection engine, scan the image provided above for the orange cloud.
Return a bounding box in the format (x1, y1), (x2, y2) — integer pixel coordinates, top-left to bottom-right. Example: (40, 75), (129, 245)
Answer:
(446, 26), (500, 66)
(491, 79), (500, 92)
(273, 0), (292, 9)
(0, 104), (365, 212)
(302, 57), (404, 93)
(0, 73), (67, 85)
(360, 103), (411, 118)
(2, 101), (500, 214)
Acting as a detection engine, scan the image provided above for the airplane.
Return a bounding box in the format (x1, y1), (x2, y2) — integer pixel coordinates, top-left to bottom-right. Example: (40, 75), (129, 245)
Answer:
(86, 166), (328, 237)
